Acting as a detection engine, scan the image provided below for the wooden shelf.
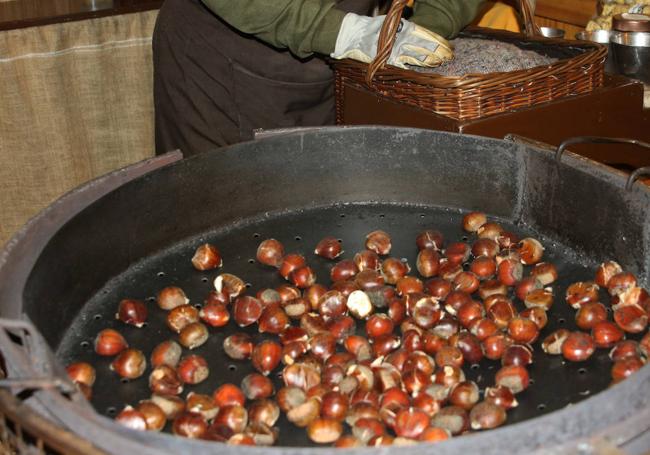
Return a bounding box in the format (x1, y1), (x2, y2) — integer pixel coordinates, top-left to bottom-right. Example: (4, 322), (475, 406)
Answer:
(0, 0), (162, 31)
(536, 0), (596, 27)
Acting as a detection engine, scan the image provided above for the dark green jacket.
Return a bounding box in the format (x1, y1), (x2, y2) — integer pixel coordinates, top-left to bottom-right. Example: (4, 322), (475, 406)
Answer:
(201, 0), (484, 58)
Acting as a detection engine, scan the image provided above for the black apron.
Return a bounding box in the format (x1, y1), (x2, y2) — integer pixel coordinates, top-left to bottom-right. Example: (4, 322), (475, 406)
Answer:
(153, 0), (376, 156)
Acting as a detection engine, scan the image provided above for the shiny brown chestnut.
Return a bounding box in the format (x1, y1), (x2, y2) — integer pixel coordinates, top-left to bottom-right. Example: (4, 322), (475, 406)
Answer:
(495, 364), (529, 394)
(463, 212), (487, 232)
(279, 253), (307, 280)
(425, 277), (451, 299)
(186, 392), (219, 421)
(416, 249), (440, 278)
(482, 333), (512, 360)
(66, 362), (96, 387)
(94, 328), (128, 356)
(501, 344), (533, 367)
(308, 418), (343, 444)
(157, 286), (189, 311)
(575, 301), (608, 330)
(177, 355), (209, 384)
(233, 296), (263, 327)
(287, 397), (321, 427)
(595, 260), (623, 288)
(116, 406), (147, 431)
(178, 321), (209, 349)
(290, 266), (317, 289)
(150, 394), (185, 420)
(283, 362), (321, 391)
(381, 258), (410, 285)
(223, 333), (254, 360)
(507, 317), (540, 344)
(541, 329), (570, 355)
(430, 405), (470, 435)
(366, 230), (391, 255)
(213, 405), (248, 433)
(471, 238), (500, 258)
(314, 236), (342, 259)
(137, 400), (166, 432)
(609, 340), (641, 362)
(484, 385), (518, 409)
(530, 262), (558, 285)
(470, 401), (507, 430)
(150, 339), (182, 368)
(470, 256), (497, 280)
(565, 281), (600, 309)
(116, 299), (147, 327)
(562, 332), (596, 362)
(149, 365), (183, 396)
(416, 230), (444, 251)
(354, 250), (381, 272)
(111, 348), (146, 379)
(191, 243), (222, 271)
(248, 399), (281, 427)
(252, 340), (282, 375)
(607, 272), (637, 296)
(199, 302), (230, 327)
(517, 238), (544, 265)
(523, 288), (554, 311)
(394, 408), (430, 439)
(613, 304), (648, 333)
(256, 239), (284, 268)
(445, 242), (471, 266)
(166, 304), (199, 333)
(592, 321), (625, 349)
(258, 304), (290, 334)
(449, 381), (480, 410)
(497, 258), (523, 286)
(213, 383), (246, 408)
(477, 222), (504, 241)
(520, 306), (548, 330)
(241, 373), (274, 400)
(611, 357), (645, 382)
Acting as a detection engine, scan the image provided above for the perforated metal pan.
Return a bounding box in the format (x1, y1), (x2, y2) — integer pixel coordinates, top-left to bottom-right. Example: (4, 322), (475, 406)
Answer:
(0, 127), (648, 454)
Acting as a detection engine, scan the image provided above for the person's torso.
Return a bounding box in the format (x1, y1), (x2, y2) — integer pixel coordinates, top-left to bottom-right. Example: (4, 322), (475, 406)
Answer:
(163, 0), (377, 83)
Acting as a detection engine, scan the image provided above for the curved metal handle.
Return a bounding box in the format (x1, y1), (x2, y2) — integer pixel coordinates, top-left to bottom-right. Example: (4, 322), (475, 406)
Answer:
(554, 136), (650, 191)
(626, 166), (650, 190)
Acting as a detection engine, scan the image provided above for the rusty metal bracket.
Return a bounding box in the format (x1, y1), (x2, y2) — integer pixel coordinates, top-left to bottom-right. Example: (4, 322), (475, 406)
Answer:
(0, 318), (75, 395)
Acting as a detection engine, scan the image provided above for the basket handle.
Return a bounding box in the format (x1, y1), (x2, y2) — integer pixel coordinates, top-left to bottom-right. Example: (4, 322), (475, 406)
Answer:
(518, 0), (542, 37)
(366, 0), (409, 84)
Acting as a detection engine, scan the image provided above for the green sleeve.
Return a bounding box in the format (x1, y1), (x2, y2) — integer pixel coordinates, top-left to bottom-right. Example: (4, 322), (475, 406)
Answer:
(411, 0), (485, 38)
(200, 0), (346, 57)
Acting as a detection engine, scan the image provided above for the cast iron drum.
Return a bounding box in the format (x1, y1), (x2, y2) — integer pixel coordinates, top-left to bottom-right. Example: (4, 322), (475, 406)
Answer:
(0, 127), (648, 454)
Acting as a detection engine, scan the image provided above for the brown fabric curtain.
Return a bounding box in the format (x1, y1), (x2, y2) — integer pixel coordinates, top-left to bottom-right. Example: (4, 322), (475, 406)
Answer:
(0, 10), (157, 246)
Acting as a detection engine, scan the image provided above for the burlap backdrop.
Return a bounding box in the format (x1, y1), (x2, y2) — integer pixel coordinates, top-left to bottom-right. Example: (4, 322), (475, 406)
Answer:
(0, 10), (157, 246)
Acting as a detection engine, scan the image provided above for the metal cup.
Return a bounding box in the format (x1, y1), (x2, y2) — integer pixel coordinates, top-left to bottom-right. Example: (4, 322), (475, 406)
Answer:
(540, 27), (565, 39)
(610, 31), (650, 84)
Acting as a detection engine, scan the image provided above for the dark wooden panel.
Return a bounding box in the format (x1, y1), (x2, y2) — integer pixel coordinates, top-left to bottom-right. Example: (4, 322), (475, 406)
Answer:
(0, 0), (162, 31)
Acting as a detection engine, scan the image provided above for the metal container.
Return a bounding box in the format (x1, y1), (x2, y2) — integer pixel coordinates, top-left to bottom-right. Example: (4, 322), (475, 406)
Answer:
(540, 26), (565, 39)
(576, 30), (617, 73)
(610, 31), (650, 84)
(0, 128), (649, 454)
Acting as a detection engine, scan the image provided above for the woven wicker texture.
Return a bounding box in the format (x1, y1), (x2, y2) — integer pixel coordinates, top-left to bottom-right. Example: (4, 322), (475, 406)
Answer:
(334, 0), (607, 121)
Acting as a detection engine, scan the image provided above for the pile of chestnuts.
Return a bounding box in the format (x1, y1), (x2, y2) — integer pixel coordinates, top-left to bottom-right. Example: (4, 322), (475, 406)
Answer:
(65, 212), (650, 447)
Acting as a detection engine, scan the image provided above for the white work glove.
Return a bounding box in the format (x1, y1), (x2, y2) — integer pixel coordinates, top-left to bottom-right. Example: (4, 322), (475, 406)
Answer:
(331, 13), (453, 68)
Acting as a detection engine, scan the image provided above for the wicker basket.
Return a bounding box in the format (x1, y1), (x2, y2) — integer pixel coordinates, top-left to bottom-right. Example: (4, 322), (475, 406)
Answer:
(333, 0), (608, 121)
